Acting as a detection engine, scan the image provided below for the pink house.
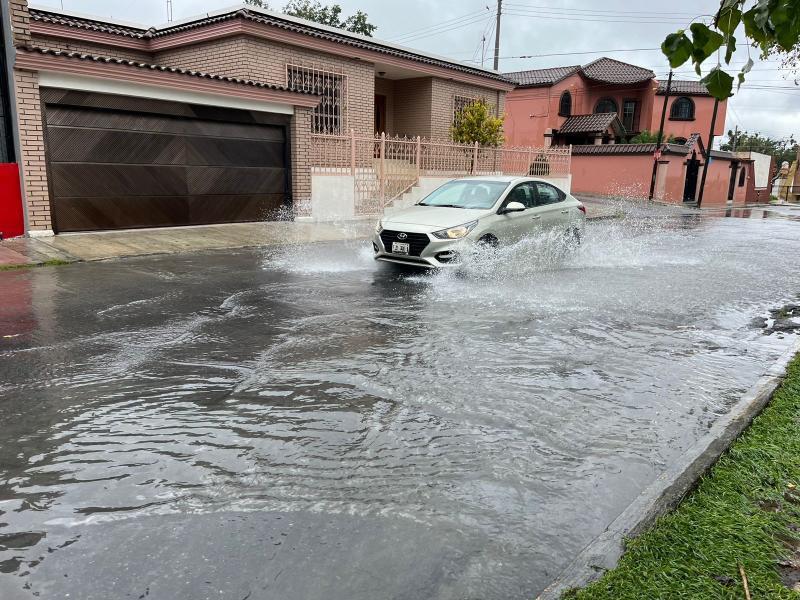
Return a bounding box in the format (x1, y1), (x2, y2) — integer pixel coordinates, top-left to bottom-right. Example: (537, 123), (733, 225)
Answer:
(503, 57), (726, 147)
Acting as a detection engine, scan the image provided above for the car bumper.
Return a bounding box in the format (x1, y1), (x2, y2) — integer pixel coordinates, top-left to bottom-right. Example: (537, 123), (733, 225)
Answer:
(372, 232), (466, 268)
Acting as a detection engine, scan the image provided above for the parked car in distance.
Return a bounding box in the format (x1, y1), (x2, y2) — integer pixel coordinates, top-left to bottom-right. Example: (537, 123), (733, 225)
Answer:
(372, 176), (586, 268)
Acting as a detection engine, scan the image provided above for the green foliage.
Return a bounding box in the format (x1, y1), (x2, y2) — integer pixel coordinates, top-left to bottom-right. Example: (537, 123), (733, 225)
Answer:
(720, 129), (799, 164)
(569, 353), (800, 599)
(450, 101), (505, 147)
(662, 0), (800, 100)
(244, 0), (377, 36)
(628, 130), (676, 144)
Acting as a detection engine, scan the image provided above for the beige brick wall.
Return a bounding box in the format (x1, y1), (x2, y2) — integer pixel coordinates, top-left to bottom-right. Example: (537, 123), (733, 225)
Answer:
(14, 70), (51, 231)
(9, 0), (31, 45)
(156, 36), (375, 136)
(430, 79), (503, 140)
(291, 106), (313, 217)
(392, 78), (433, 138)
(31, 34), (154, 62)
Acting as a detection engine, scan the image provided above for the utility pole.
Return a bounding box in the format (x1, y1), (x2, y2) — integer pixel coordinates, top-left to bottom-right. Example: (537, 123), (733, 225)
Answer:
(648, 70), (672, 200)
(493, 0), (502, 71)
(696, 98), (720, 208)
(166, 0), (173, 22)
(731, 125), (739, 151)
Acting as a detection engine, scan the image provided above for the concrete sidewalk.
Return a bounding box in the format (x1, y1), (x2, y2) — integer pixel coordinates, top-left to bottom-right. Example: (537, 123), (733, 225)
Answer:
(0, 200), (620, 268)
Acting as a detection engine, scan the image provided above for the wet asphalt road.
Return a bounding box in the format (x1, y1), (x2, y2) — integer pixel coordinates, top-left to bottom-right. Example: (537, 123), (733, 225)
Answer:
(1, 205), (799, 600)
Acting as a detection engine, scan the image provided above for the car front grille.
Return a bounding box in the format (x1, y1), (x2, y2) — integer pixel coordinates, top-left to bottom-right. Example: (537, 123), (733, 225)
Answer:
(380, 230), (430, 256)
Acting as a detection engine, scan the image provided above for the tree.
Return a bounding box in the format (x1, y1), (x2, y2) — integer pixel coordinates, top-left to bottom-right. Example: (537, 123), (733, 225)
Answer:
(661, 0), (800, 100)
(719, 129), (799, 164)
(244, 0), (377, 36)
(450, 101), (505, 147)
(628, 130), (677, 144)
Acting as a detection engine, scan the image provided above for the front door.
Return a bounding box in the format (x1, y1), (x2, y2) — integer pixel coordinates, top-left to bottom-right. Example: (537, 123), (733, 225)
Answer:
(374, 94), (386, 134)
(683, 152), (700, 201)
(727, 162), (739, 201)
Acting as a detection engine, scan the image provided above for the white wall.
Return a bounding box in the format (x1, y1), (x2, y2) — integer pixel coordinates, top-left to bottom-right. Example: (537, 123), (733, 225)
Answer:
(749, 152), (772, 189)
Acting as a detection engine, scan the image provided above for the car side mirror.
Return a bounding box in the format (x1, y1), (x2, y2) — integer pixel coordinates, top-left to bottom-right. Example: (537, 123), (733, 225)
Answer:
(500, 201), (526, 214)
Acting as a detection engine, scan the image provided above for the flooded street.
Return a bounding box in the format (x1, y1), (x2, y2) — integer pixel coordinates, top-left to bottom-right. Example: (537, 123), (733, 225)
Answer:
(1, 206), (800, 600)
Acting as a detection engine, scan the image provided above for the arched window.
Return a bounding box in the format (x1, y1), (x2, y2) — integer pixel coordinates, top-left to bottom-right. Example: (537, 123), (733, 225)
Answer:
(558, 91), (572, 117)
(673, 137), (688, 144)
(670, 96), (695, 120)
(594, 97), (618, 114)
(738, 164), (747, 187)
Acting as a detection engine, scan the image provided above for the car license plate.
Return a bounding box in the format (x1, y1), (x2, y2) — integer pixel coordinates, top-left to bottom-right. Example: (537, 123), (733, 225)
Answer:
(392, 242), (410, 255)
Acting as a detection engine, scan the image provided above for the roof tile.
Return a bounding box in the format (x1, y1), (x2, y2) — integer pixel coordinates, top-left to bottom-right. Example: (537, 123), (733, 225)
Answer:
(559, 112), (623, 134)
(503, 66), (580, 87)
(657, 79), (711, 95)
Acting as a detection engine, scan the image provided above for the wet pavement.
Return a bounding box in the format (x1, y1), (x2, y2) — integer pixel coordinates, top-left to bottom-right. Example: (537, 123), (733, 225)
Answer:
(1, 205), (800, 600)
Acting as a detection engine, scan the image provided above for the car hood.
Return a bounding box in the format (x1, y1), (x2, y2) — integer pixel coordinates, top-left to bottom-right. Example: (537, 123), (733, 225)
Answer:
(382, 206), (490, 230)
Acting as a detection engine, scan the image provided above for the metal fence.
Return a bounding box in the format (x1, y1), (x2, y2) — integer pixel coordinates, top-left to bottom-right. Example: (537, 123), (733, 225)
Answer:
(310, 132), (572, 215)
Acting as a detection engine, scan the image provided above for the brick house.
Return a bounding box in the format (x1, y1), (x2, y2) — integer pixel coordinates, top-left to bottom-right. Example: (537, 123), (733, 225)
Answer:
(6, 1), (513, 235)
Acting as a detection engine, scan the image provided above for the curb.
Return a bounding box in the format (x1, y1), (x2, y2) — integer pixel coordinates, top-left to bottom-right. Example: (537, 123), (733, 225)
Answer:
(538, 335), (800, 600)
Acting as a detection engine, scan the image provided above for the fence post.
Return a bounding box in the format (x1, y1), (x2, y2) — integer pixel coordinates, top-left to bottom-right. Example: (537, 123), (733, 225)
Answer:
(568, 144), (573, 176)
(350, 129), (356, 176)
(416, 136), (422, 178)
(472, 141), (479, 175)
(527, 146), (533, 176)
(379, 132), (386, 203)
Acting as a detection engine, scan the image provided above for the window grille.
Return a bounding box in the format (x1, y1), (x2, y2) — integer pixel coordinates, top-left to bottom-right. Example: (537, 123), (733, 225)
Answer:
(558, 91), (571, 117)
(670, 96), (695, 120)
(453, 95), (482, 127)
(594, 97), (618, 114)
(287, 64), (346, 134)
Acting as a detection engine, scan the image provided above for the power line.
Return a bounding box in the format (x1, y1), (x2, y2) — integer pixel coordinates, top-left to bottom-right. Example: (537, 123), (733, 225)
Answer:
(388, 8), (492, 42)
(503, 8), (700, 25)
(390, 14), (495, 44)
(503, 2), (699, 17)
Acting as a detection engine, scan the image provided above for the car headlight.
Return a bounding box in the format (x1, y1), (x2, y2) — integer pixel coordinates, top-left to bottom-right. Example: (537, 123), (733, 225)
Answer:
(375, 220), (383, 234)
(431, 220), (478, 240)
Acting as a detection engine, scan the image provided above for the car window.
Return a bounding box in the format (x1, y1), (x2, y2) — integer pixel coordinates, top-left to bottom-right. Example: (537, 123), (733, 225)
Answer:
(505, 182), (536, 208)
(419, 180), (510, 209)
(534, 182), (564, 206)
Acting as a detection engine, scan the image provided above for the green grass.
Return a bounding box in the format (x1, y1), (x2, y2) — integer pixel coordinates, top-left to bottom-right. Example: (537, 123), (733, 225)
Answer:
(568, 355), (800, 600)
(0, 259), (72, 271)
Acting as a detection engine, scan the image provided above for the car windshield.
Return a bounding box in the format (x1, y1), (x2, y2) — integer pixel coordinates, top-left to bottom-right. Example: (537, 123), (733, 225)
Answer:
(419, 180), (510, 209)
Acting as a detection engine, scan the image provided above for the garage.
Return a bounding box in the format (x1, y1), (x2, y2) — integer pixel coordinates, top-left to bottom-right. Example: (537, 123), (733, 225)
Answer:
(41, 89), (291, 233)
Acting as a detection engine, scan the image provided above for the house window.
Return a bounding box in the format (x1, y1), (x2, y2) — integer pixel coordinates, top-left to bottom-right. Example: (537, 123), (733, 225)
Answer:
(622, 99), (637, 132)
(670, 96), (695, 120)
(287, 64), (346, 134)
(739, 165), (746, 187)
(594, 97), (618, 114)
(453, 95), (481, 127)
(558, 91), (572, 117)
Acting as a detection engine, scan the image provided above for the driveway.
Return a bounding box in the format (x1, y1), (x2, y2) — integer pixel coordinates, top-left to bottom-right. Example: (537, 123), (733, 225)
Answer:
(1, 206), (798, 599)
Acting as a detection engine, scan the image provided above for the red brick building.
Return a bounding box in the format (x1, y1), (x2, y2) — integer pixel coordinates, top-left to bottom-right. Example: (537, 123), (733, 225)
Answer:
(6, 0), (512, 235)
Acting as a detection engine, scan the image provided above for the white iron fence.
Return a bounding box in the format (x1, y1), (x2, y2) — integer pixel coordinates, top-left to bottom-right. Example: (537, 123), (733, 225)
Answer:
(311, 132), (572, 216)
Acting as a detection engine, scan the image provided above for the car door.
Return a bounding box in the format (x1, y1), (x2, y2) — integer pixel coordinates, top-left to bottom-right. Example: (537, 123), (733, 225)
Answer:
(533, 182), (570, 231)
(495, 182), (542, 242)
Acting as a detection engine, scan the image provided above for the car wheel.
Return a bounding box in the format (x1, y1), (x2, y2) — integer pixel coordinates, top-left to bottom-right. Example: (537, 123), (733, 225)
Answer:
(477, 234), (499, 249)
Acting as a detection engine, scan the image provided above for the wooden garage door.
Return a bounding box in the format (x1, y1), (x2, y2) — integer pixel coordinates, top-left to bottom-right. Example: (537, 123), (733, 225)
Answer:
(42, 89), (291, 232)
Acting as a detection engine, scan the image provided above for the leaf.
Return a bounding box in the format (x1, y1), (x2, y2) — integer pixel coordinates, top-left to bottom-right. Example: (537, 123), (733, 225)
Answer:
(742, 8), (770, 45)
(737, 57), (754, 89)
(690, 23), (725, 63)
(662, 32), (694, 68)
(725, 35), (737, 63)
(715, 5), (742, 36)
(701, 67), (735, 100)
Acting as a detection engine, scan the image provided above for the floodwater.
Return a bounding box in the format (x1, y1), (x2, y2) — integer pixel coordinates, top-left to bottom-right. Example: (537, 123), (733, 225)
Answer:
(1, 205), (799, 600)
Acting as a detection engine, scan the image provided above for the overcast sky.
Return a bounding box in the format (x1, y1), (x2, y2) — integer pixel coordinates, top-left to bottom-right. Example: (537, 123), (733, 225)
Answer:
(32, 0), (800, 146)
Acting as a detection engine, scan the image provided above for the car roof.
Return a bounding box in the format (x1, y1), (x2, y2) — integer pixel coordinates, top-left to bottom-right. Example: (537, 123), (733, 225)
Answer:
(455, 175), (549, 184)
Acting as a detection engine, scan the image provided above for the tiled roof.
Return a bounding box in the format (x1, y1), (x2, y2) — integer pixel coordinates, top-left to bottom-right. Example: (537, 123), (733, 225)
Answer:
(572, 143), (694, 156)
(503, 57), (655, 89)
(657, 79), (711, 95)
(27, 6), (512, 84)
(559, 112), (624, 135)
(503, 66), (580, 87)
(580, 57), (655, 85)
(16, 45), (319, 95)
(29, 8), (149, 38)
